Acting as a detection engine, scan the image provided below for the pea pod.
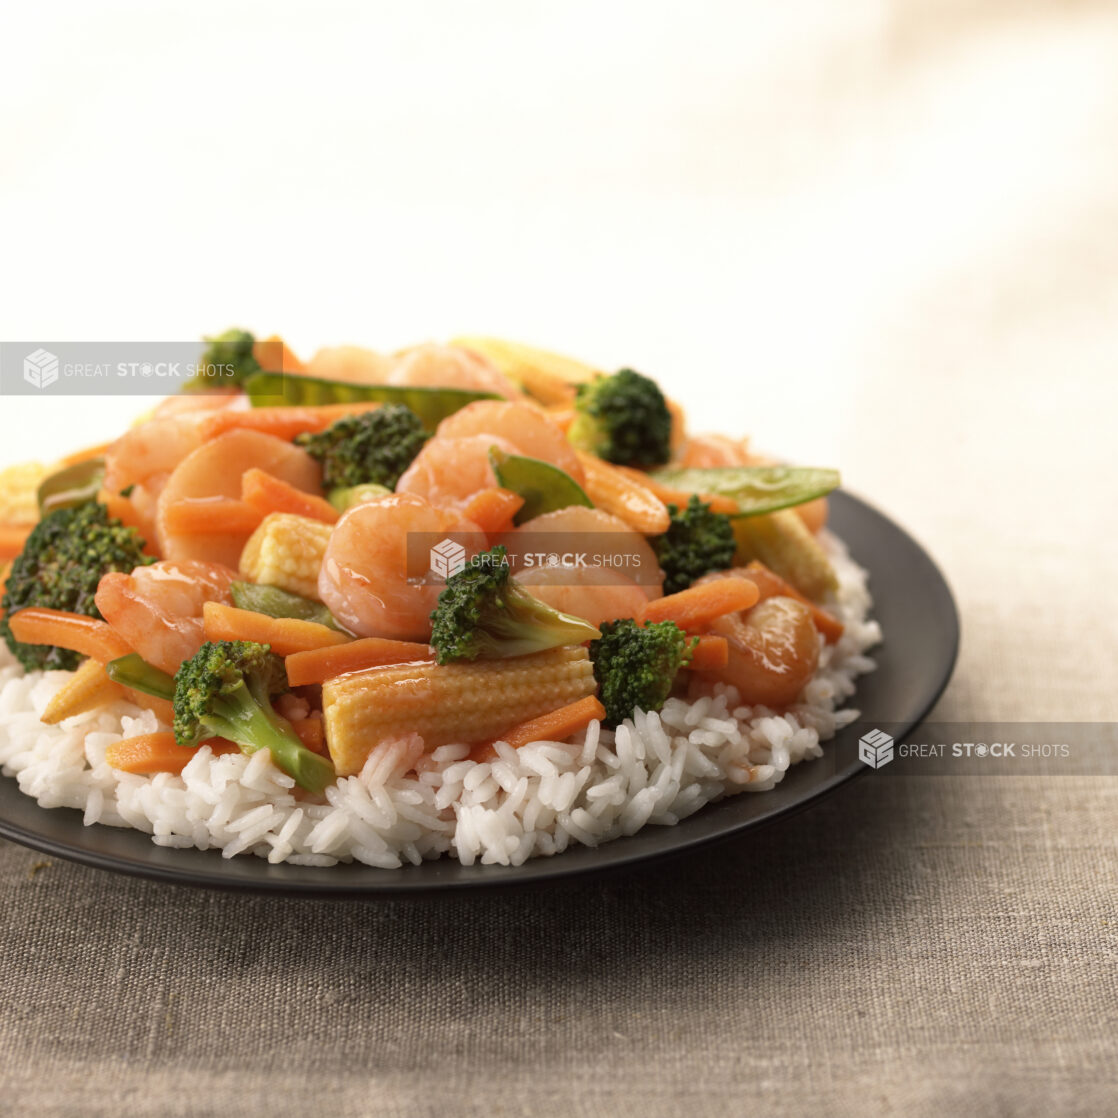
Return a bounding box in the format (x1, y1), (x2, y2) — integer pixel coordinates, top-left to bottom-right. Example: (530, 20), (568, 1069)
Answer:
(243, 371), (499, 431)
(648, 465), (840, 518)
(105, 653), (175, 701)
(488, 448), (593, 525)
(231, 581), (345, 632)
(37, 458), (107, 516)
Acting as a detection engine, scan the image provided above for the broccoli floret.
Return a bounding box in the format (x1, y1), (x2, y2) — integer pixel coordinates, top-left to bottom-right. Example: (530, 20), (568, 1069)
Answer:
(296, 404), (428, 490)
(186, 328), (262, 390)
(568, 368), (672, 467)
(429, 545), (600, 664)
(0, 502), (149, 672)
(589, 618), (696, 728)
(653, 495), (737, 595)
(173, 640), (335, 794)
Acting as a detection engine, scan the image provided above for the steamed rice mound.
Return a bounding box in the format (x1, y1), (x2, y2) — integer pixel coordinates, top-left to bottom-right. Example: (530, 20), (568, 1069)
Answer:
(0, 532), (879, 869)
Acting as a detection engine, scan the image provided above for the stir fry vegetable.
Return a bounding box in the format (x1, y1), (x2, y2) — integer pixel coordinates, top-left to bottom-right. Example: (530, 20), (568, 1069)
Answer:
(173, 640), (335, 794)
(488, 448), (592, 525)
(429, 545), (600, 664)
(649, 465), (840, 518)
(568, 368), (673, 468)
(0, 503), (149, 670)
(296, 404), (428, 490)
(652, 495), (737, 595)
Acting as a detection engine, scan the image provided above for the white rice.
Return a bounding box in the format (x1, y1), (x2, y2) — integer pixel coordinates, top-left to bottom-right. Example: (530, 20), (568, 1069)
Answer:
(0, 531), (880, 868)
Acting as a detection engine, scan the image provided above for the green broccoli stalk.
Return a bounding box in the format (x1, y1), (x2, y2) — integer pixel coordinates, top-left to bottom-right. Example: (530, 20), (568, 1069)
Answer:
(296, 404), (428, 491)
(589, 618), (696, 728)
(173, 640), (335, 794)
(0, 502), (150, 671)
(429, 545), (600, 664)
(652, 495), (737, 595)
(568, 368), (672, 468)
(185, 328), (262, 391)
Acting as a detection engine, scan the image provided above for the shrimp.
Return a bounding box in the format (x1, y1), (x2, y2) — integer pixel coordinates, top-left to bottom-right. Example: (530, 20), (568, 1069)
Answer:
(693, 571), (820, 707)
(515, 565), (648, 629)
(435, 401), (584, 483)
(499, 506), (663, 601)
(306, 346), (395, 384)
(95, 559), (237, 675)
(388, 343), (521, 399)
(318, 492), (482, 641)
(395, 434), (520, 510)
(675, 434), (759, 468)
(102, 416), (207, 497)
(156, 429), (322, 567)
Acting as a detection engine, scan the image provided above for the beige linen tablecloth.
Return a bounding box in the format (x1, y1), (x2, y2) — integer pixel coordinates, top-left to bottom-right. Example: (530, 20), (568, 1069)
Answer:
(3, 3), (1117, 1115)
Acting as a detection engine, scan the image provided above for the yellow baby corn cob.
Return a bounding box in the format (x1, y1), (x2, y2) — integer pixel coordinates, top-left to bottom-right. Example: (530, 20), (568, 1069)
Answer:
(239, 513), (332, 600)
(0, 461), (49, 525)
(322, 645), (597, 775)
(41, 659), (127, 725)
(452, 336), (600, 405)
(732, 509), (837, 601)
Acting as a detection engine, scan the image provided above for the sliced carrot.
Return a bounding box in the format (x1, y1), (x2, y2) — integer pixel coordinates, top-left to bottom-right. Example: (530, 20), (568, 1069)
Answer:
(105, 732), (239, 775)
(616, 466), (739, 517)
(7, 607), (132, 662)
(202, 602), (350, 657)
(471, 694), (607, 761)
(285, 637), (434, 687)
(199, 403), (382, 443)
(462, 487), (525, 536)
(161, 498), (265, 537)
(740, 560), (843, 643)
(290, 714), (326, 755)
(576, 452), (670, 535)
(57, 441), (114, 468)
(640, 577), (759, 632)
(0, 523), (33, 560)
(688, 634), (729, 672)
(241, 468), (338, 524)
(253, 335), (307, 374)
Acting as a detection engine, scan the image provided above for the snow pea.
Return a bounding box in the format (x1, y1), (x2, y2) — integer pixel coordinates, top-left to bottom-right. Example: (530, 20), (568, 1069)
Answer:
(488, 448), (593, 525)
(648, 465), (840, 518)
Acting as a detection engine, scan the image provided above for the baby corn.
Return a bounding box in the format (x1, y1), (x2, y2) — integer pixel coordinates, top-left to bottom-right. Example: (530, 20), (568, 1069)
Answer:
(239, 512), (332, 600)
(41, 659), (126, 725)
(322, 645), (597, 776)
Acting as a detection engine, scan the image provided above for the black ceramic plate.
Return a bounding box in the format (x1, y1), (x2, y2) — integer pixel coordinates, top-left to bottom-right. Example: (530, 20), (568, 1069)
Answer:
(0, 490), (958, 895)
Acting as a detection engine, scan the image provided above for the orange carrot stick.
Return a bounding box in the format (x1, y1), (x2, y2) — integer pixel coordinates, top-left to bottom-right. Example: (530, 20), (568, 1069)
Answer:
(640, 576), (759, 632)
(689, 634), (729, 672)
(202, 602), (350, 657)
(471, 695), (607, 761)
(285, 637), (434, 687)
(161, 498), (265, 537)
(576, 452), (671, 535)
(199, 403), (382, 443)
(0, 524), (33, 560)
(57, 441), (114, 468)
(7, 607), (132, 662)
(462, 487), (525, 536)
(616, 466), (739, 517)
(253, 335), (307, 374)
(241, 468), (338, 524)
(105, 732), (239, 775)
(739, 560), (843, 643)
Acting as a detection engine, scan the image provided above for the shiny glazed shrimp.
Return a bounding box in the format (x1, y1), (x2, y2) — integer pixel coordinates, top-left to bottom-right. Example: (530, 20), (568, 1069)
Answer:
(435, 401), (584, 483)
(694, 571), (820, 707)
(515, 565), (648, 629)
(388, 344), (521, 399)
(102, 416), (207, 497)
(318, 493), (482, 642)
(95, 559), (237, 675)
(499, 506), (664, 601)
(395, 434), (520, 509)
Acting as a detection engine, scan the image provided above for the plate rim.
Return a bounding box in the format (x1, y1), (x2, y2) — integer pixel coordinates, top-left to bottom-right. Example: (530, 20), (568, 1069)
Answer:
(0, 489), (959, 896)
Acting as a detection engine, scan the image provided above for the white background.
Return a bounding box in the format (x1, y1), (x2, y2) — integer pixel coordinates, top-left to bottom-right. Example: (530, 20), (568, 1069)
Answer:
(2, 0), (1117, 718)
